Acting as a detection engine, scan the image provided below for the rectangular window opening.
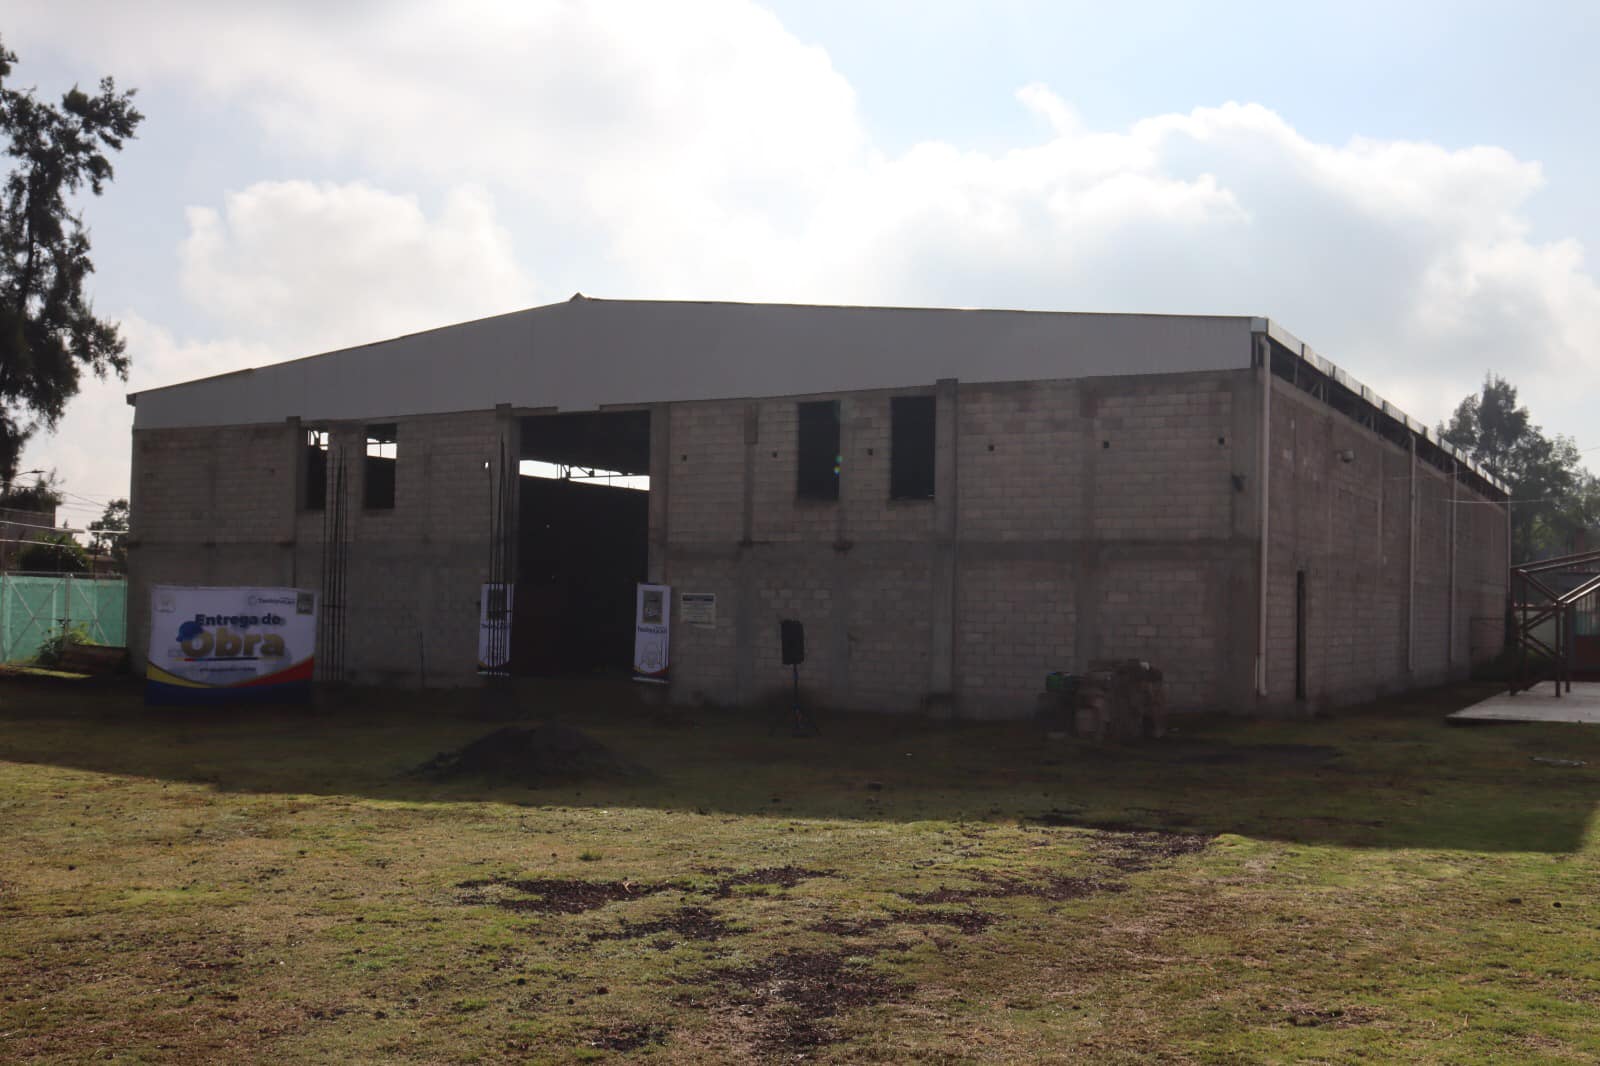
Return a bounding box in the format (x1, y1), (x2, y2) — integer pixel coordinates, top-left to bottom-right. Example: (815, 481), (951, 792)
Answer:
(796, 400), (841, 501)
(890, 395), (936, 500)
(364, 423), (397, 510)
(517, 459), (649, 491)
(303, 428), (328, 511)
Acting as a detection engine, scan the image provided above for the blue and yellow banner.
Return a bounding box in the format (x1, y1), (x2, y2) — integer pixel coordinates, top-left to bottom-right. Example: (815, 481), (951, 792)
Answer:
(146, 586), (317, 704)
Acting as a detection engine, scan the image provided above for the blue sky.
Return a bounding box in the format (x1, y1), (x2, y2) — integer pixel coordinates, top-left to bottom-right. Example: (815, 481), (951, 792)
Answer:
(6, 1), (1599, 516)
(770, 1), (1600, 246)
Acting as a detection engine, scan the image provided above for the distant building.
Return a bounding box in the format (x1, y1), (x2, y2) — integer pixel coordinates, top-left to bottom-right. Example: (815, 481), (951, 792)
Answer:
(0, 505), (60, 570)
(125, 298), (1509, 716)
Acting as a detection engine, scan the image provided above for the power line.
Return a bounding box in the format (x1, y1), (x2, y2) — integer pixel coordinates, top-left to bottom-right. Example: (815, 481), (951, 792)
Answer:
(0, 517), (125, 536)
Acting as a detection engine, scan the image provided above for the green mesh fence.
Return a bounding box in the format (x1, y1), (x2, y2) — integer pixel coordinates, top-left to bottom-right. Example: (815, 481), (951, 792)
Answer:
(0, 574), (128, 662)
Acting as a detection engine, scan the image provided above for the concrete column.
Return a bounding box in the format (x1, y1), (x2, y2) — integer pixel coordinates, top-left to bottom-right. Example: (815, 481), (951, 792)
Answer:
(203, 426), (220, 584)
(1255, 336), (1272, 698)
(1448, 460), (1458, 667)
(1073, 381), (1102, 671)
(283, 417), (302, 586)
(1407, 435), (1417, 675)
(735, 402), (757, 705)
(493, 404), (518, 581)
(647, 404), (672, 584)
(830, 398), (853, 707)
(1223, 369), (1263, 709)
(929, 378), (960, 706)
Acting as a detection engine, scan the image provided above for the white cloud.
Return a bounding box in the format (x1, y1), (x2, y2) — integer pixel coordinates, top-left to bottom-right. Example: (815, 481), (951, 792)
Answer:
(11, 0), (1600, 502)
(15, 316), (275, 516)
(179, 181), (534, 354)
(19, 180), (534, 503)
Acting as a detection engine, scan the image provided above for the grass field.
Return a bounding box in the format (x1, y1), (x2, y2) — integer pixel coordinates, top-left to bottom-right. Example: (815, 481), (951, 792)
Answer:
(3, 679), (1599, 1063)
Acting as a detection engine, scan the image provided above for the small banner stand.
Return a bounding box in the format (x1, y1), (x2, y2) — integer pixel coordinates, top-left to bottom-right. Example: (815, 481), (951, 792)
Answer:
(633, 583), (671, 683)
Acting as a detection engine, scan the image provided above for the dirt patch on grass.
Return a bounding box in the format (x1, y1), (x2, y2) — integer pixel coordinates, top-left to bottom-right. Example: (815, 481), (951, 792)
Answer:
(456, 876), (665, 914)
(900, 869), (1127, 905)
(699, 950), (901, 1058)
(1275, 1004), (1382, 1029)
(1090, 829), (1216, 873)
(587, 1021), (668, 1051)
(589, 906), (739, 944)
(705, 864), (835, 897)
(412, 724), (629, 784)
(812, 908), (995, 936)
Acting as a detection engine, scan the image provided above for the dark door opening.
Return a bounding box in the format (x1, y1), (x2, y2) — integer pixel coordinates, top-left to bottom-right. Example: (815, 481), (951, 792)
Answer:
(514, 410), (650, 678)
(1294, 569), (1308, 701)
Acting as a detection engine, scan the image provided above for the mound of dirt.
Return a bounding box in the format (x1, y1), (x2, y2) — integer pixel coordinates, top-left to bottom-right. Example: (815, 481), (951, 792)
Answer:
(412, 724), (628, 783)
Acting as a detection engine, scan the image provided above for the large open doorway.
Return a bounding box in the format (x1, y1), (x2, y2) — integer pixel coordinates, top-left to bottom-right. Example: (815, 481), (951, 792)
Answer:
(514, 410), (650, 677)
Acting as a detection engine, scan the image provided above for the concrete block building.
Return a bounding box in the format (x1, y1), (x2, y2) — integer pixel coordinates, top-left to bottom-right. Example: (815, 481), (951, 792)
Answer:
(126, 297), (1509, 716)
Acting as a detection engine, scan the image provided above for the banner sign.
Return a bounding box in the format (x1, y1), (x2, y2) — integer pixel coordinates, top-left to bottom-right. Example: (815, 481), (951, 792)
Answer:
(478, 583), (514, 675)
(146, 585), (317, 704)
(633, 583), (670, 682)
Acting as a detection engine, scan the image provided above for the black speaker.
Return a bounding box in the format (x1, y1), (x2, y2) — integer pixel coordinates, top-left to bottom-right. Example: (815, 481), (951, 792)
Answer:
(780, 619), (805, 665)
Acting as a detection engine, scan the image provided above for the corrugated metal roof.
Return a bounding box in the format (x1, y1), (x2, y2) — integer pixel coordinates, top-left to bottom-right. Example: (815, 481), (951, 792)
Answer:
(125, 295), (1506, 493)
(127, 297), (1256, 428)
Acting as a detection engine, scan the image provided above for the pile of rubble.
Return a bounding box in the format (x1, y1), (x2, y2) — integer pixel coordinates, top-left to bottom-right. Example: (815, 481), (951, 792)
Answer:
(1039, 659), (1167, 741)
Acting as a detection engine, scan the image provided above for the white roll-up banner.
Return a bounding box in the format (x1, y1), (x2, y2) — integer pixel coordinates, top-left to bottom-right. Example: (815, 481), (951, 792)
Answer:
(633, 583), (670, 682)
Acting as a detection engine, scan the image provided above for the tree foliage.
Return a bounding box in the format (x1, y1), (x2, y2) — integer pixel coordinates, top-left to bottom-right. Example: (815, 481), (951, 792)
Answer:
(0, 467), (60, 510)
(87, 495), (127, 569)
(16, 530), (85, 574)
(1441, 374), (1596, 561)
(0, 38), (141, 483)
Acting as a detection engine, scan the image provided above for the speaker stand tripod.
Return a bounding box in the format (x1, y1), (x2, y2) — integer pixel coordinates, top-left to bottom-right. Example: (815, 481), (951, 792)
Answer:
(770, 663), (820, 737)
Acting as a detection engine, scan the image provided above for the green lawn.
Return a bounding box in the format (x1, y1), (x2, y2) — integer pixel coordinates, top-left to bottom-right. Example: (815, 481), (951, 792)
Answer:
(2, 679), (1598, 1063)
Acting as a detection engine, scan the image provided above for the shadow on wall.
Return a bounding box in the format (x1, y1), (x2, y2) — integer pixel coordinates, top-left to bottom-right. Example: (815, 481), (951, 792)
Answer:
(0, 677), (1591, 855)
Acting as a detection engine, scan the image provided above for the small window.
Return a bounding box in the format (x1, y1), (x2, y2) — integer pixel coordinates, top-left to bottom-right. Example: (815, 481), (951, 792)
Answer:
(890, 395), (936, 499)
(303, 429), (329, 511)
(364, 424), (397, 510)
(796, 401), (840, 501)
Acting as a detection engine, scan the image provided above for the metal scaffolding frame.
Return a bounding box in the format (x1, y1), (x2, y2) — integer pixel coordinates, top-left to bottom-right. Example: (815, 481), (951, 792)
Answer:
(317, 446), (351, 683)
(1509, 548), (1600, 697)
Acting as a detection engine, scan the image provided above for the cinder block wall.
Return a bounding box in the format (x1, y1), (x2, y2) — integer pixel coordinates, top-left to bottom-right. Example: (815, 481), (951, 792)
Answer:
(661, 369), (1262, 718)
(128, 365), (1508, 716)
(1262, 378), (1507, 709)
(128, 409), (507, 687)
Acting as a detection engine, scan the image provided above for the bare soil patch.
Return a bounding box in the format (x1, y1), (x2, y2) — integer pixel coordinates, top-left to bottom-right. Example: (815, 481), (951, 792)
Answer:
(901, 869), (1128, 905)
(811, 908), (995, 936)
(700, 949), (901, 1058)
(589, 905), (739, 943)
(1276, 1004), (1382, 1029)
(1090, 829), (1216, 873)
(456, 876), (665, 914)
(705, 864), (835, 897)
(586, 1021), (668, 1051)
